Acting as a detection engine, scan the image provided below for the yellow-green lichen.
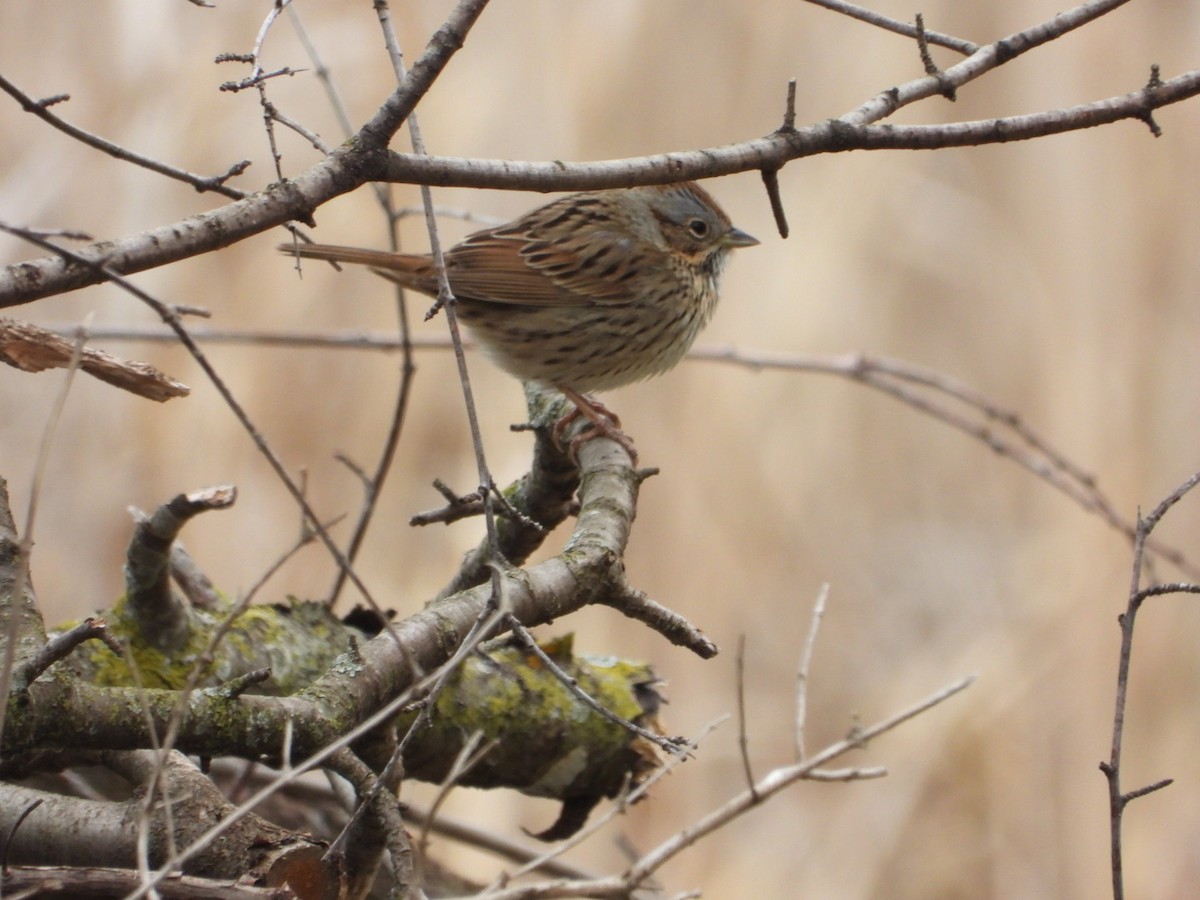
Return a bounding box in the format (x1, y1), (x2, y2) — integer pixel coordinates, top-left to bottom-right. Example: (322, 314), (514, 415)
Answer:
(54, 596), (358, 696)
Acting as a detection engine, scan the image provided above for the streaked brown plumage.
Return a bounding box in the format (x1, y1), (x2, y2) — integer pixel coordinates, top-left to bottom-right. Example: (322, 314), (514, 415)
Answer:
(280, 181), (757, 458)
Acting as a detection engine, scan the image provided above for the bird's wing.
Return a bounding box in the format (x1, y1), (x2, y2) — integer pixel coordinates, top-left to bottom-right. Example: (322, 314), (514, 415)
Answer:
(444, 201), (668, 308)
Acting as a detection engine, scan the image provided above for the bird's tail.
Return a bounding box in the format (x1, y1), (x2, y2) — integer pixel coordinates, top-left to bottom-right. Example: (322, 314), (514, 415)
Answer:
(277, 242), (437, 292)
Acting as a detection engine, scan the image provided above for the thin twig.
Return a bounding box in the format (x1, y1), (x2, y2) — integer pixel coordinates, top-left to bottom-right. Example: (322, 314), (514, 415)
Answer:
(694, 345), (1199, 577)
(1101, 470), (1200, 900)
(45, 323), (1198, 577)
(0, 73), (250, 198)
(914, 13), (957, 100)
(401, 804), (596, 880)
(506, 616), (686, 754)
(417, 729), (497, 884)
(602, 584), (718, 659)
(467, 677), (972, 899)
(491, 716), (728, 888)
(0, 319), (87, 753)
(795, 583), (829, 761)
(285, 4), (356, 139)
(286, 3), (422, 611)
(243, 512), (345, 608)
(240, 0), (296, 183)
(621, 676), (974, 894)
(379, 0), (506, 588)
(735, 635), (757, 797)
(16, 617), (121, 689)
(117, 662), (179, 880)
(802, 0), (979, 55)
(0, 225), (403, 651)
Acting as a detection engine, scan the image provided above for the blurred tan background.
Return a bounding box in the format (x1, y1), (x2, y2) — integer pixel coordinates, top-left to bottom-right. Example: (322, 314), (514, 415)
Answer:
(3, 1), (1200, 896)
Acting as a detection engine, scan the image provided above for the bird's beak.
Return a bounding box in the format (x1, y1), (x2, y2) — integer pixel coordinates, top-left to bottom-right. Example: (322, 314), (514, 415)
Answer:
(722, 227), (759, 248)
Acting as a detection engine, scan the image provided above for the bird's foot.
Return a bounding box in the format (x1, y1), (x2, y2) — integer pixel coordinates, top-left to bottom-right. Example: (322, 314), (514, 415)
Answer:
(553, 388), (638, 465)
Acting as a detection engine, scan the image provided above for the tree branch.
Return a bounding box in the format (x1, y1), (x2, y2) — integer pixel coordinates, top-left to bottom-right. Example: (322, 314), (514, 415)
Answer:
(0, 0), (494, 307)
(1, 0), (1195, 306)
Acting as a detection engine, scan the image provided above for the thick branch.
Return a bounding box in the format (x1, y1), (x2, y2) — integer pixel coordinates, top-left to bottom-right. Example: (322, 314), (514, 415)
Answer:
(4, 418), (643, 761)
(0, 751), (328, 888)
(0, 476), (47, 673)
(123, 487), (236, 652)
(376, 70), (1200, 189)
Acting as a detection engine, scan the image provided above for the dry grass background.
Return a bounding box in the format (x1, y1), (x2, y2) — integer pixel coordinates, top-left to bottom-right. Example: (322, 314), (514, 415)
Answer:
(3, 1), (1200, 896)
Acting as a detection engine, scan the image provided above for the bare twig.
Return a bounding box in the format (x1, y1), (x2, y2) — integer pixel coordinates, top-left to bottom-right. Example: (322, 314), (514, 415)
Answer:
(467, 677), (972, 898)
(242, 512), (345, 608)
(388, 205), (506, 227)
(16, 617), (122, 689)
(914, 13), (957, 100)
(317, 1), (468, 608)
(402, 804), (595, 880)
(416, 729), (497, 886)
(0, 866), (287, 898)
(377, 68), (1200, 192)
(0, 228), (400, 648)
(44, 322), (1199, 577)
(602, 585), (718, 659)
(691, 345), (1199, 577)
(409, 477), (545, 531)
(506, 616), (684, 754)
(803, 0), (980, 55)
(283, 5), (355, 139)
(378, 0), (508, 605)
(240, 0), (298, 183)
(0, 74), (251, 198)
(488, 716), (728, 890)
(43, 324), (438, 349)
(0, 320), (87, 752)
(1100, 470), (1200, 900)
(734, 636), (757, 798)
(620, 677), (971, 890)
(216, 668), (273, 700)
(165, 542), (222, 610)
(795, 583), (829, 761)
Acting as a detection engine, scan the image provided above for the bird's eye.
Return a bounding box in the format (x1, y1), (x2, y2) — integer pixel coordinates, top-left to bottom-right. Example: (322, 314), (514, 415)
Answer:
(686, 218), (710, 238)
